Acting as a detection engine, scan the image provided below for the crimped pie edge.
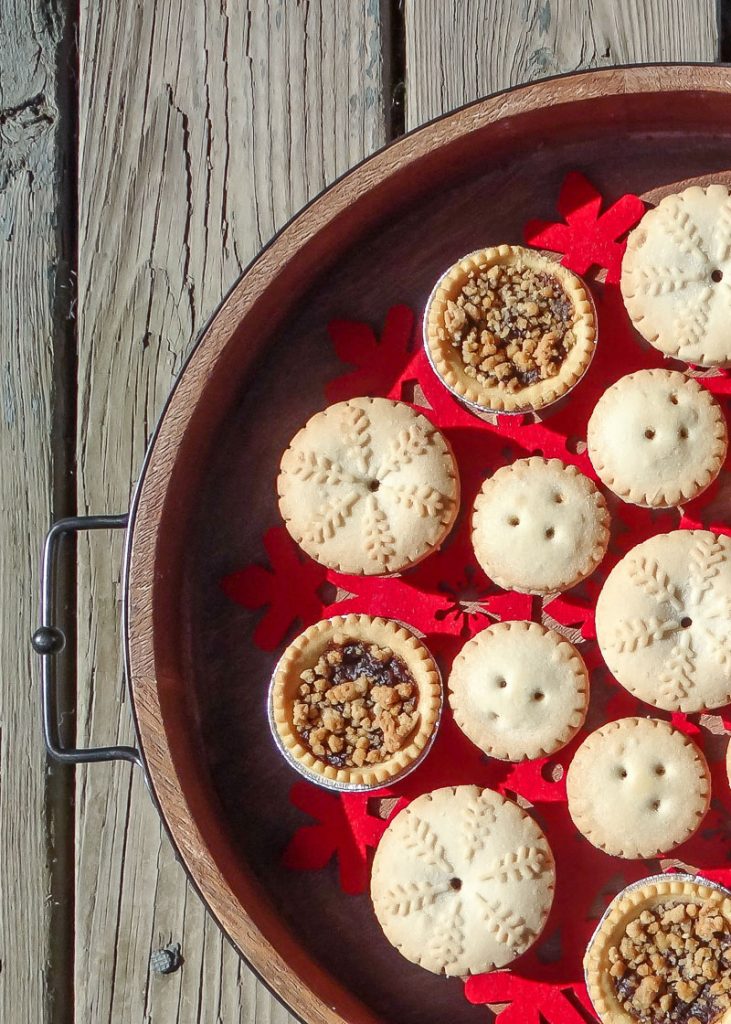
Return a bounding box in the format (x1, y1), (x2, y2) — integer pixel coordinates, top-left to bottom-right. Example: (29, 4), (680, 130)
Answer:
(566, 717), (711, 859)
(424, 244), (597, 411)
(447, 620), (590, 761)
(594, 530), (731, 714)
(587, 368), (728, 508)
(621, 185), (731, 369)
(471, 457), (611, 595)
(277, 396), (461, 576)
(271, 614), (442, 787)
(369, 784), (557, 977)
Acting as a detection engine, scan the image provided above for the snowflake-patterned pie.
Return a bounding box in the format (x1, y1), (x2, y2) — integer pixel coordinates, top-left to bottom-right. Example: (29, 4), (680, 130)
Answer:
(278, 397), (459, 575)
(370, 785), (555, 976)
(596, 530), (731, 713)
(622, 184), (731, 367)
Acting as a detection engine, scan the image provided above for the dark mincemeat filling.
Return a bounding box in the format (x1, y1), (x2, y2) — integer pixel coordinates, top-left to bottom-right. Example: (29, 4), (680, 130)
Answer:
(296, 641), (419, 769)
(326, 642), (415, 689)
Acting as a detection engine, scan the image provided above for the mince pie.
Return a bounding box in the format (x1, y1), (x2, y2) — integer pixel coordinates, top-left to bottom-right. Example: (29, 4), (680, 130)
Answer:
(270, 614), (441, 787)
(585, 877), (731, 1024)
(424, 244), (596, 412)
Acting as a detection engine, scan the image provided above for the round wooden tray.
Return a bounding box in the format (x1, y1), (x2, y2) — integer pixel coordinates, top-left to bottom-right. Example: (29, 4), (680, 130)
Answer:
(125, 66), (731, 1024)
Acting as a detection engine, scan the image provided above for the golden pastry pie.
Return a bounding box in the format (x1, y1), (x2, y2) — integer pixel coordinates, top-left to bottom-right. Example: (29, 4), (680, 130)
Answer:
(471, 457), (610, 595)
(278, 397), (459, 575)
(621, 184), (731, 368)
(424, 244), (597, 412)
(270, 614), (442, 788)
(587, 369), (728, 508)
(371, 785), (556, 976)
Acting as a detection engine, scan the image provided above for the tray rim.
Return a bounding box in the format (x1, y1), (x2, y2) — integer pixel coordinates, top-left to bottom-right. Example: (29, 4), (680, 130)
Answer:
(123, 63), (731, 1024)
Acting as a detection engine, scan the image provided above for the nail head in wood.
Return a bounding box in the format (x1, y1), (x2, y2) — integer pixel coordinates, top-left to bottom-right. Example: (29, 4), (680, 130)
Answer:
(149, 943), (182, 975)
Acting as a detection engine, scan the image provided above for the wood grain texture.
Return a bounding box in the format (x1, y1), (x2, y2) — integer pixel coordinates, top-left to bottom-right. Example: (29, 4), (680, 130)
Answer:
(75, 1), (386, 1021)
(126, 66), (731, 1024)
(404, 0), (718, 128)
(0, 1), (71, 1021)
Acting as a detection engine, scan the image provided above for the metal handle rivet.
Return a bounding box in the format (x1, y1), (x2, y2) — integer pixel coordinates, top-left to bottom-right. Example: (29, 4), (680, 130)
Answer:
(31, 626), (66, 655)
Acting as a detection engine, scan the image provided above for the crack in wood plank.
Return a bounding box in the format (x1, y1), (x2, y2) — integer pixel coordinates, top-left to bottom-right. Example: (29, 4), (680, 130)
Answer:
(1, 0), (76, 1021)
(75, 1), (386, 1021)
(403, 0), (718, 128)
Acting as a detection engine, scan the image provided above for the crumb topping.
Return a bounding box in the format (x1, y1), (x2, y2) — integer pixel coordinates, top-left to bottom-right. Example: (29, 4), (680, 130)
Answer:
(438, 262), (577, 393)
(608, 898), (731, 1023)
(292, 640), (419, 769)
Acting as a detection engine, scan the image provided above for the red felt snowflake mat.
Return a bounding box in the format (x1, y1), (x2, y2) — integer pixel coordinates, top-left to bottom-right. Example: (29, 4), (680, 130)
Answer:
(221, 173), (731, 1024)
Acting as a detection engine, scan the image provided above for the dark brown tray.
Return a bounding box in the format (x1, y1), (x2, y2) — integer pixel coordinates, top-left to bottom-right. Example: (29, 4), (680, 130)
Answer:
(124, 65), (731, 1024)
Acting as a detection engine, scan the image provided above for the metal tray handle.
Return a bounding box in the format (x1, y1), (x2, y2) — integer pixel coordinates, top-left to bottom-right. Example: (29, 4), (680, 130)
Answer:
(32, 514), (142, 767)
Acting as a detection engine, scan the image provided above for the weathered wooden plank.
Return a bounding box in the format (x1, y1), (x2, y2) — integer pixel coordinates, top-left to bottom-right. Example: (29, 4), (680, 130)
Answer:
(75, 1), (387, 1021)
(404, 0), (718, 128)
(0, 0), (72, 1021)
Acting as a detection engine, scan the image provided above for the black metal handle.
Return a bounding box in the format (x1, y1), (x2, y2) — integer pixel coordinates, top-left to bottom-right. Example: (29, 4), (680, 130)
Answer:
(32, 514), (142, 767)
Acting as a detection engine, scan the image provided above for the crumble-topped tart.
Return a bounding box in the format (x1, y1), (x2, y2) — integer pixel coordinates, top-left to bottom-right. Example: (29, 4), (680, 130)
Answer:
(270, 615), (442, 788)
(585, 877), (731, 1024)
(424, 245), (596, 412)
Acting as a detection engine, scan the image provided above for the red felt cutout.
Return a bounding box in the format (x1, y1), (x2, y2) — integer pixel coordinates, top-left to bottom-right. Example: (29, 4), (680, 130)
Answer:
(465, 974), (594, 1024)
(524, 171), (645, 283)
(221, 527), (327, 651)
(326, 305), (417, 403)
(223, 172), (731, 1024)
(282, 782), (405, 894)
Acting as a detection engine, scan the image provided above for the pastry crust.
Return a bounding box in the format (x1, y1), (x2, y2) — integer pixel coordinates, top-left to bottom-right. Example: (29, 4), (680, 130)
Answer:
(370, 785), (555, 977)
(278, 397), (460, 576)
(424, 245), (597, 412)
(595, 530), (731, 713)
(566, 718), (710, 859)
(270, 614), (442, 788)
(471, 457), (610, 595)
(621, 184), (731, 368)
(585, 877), (731, 1024)
(587, 369), (728, 508)
(448, 621), (589, 761)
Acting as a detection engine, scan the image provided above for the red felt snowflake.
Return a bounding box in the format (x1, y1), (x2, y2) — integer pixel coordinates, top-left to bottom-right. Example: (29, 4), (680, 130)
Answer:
(465, 974), (596, 1024)
(326, 304), (418, 402)
(220, 527), (329, 650)
(524, 171), (645, 283)
(282, 781), (404, 894)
